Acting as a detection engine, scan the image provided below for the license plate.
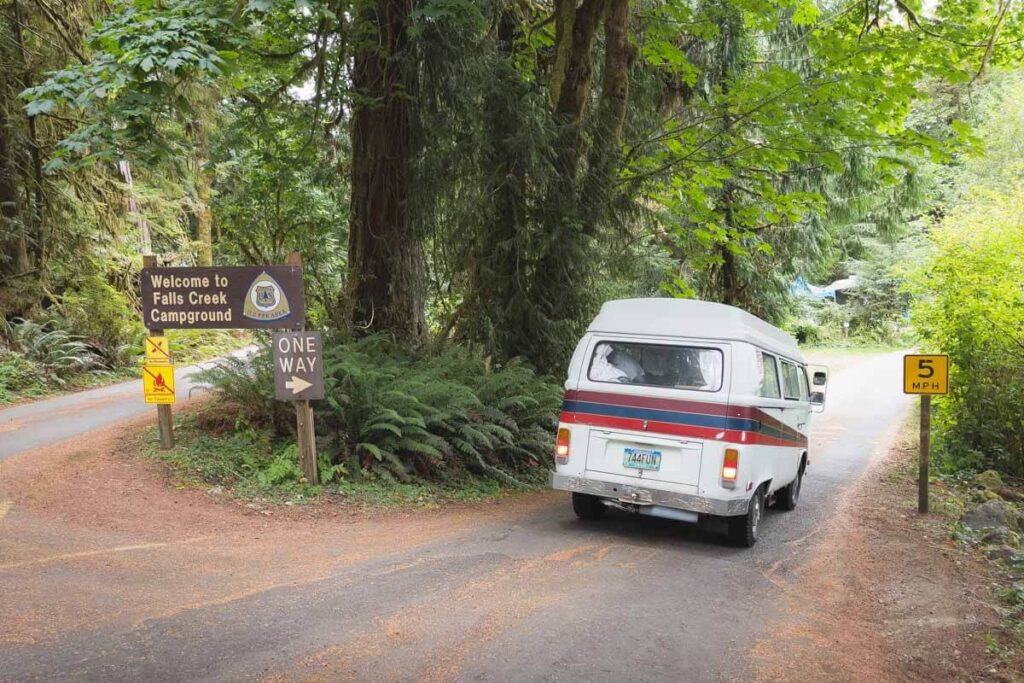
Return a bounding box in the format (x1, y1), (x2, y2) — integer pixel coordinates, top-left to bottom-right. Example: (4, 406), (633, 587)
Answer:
(623, 447), (662, 471)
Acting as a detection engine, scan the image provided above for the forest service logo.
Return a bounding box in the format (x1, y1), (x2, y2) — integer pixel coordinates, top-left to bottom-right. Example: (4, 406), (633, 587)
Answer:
(243, 271), (291, 322)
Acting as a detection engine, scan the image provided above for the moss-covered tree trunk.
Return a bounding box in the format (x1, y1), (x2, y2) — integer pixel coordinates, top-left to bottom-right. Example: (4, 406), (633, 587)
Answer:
(0, 99), (27, 276)
(344, 0), (425, 340)
(518, 0), (633, 373)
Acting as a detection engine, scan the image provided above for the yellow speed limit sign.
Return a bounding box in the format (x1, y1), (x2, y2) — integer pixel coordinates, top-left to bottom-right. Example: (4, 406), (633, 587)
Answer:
(903, 354), (949, 395)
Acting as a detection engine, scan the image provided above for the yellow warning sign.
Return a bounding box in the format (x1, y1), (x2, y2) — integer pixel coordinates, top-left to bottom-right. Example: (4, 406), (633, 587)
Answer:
(143, 365), (176, 404)
(145, 336), (172, 366)
(903, 354), (949, 395)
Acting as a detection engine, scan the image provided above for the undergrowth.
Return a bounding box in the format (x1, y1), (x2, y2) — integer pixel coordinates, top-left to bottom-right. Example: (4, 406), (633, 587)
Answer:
(144, 415), (542, 505)
(176, 335), (562, 495)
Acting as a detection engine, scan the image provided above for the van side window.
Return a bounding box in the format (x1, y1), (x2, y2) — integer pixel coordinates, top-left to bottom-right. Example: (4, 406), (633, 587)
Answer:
(588, 341), (723, 392)
(757, 351), (781, 399)
(799, 366), (810, 400)
(780, 360), (802, 400)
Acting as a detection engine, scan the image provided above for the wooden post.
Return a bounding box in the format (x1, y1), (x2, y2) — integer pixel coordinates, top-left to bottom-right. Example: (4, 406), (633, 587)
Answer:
(918, 395), (930, 514)
(285, 251), (318, 484)
(296, 399), (318, 484)
(143, 254), (174, 449)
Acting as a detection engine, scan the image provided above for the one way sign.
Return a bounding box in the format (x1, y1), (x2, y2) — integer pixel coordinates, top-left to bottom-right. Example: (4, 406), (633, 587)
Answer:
(272, 331), (325, 401)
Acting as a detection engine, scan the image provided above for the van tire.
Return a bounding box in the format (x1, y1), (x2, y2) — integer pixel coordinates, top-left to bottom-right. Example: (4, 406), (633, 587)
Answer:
(728, 488), (764, 547)
(572, 493), (606, 520)
(775, 469), (802, 511)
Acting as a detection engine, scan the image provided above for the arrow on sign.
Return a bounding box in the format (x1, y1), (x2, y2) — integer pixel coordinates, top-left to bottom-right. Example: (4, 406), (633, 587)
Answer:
(284, 376), (312, 395)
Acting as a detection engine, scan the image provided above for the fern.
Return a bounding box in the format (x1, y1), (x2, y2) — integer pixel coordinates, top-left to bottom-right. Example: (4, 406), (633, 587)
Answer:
(208, 334), (562, 485)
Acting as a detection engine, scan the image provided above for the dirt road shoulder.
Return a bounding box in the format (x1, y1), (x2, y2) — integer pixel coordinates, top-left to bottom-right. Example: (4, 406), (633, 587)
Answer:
(751, 416), (1024, 682)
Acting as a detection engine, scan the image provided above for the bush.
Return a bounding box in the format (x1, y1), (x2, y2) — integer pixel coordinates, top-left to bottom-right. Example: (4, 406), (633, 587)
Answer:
(0, 348), (48, 403)
(166, 328), (251, 365)
(60, 275), (144, 365)
(910, 189), (1024, 477)
(201, 336), (562, 487)
(2, 318), (105, 380)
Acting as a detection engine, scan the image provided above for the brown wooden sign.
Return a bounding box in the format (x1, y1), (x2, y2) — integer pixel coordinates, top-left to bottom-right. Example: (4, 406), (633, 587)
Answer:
(273, 331), (325, 401)
(141, 266), (304, 330)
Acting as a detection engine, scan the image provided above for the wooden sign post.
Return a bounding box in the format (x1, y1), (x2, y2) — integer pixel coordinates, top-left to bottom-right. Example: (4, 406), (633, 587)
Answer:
(143, 254), (175, 449)
(283, 252), (318, 484)
(903, 354), (950, 514)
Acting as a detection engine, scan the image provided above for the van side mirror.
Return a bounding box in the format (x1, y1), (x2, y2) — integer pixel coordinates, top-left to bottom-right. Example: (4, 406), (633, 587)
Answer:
(808, 365), (828, 413)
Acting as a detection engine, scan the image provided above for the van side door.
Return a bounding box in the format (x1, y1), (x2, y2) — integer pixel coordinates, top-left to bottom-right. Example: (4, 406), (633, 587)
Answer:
(779, 358), (810, 452)
(754, 349), (788, 442)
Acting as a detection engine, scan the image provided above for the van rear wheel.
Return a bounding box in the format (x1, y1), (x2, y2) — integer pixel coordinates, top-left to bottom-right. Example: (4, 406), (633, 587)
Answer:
(774, 469), (802, 511)
(572, 493), (606, 520)
(727, 488), (764, 547)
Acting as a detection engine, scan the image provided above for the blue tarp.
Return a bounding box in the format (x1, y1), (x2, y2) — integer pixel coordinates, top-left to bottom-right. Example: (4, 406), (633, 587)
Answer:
(791, 276), (860, 301)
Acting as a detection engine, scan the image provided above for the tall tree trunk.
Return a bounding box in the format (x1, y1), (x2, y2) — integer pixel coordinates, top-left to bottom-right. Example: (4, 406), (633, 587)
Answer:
(551, 0), (607, 179)
(580, 0), (633, 232)
(456, 13), (527, 357)
(190, 90), (214, 267)
(0, 12), (26, 278)
(344, 0), (424, 340)
(12, 0), (42, 265)
(195, 174), (213, 266)
(0, 102), (25, 275)
(518, 0), (632, 373)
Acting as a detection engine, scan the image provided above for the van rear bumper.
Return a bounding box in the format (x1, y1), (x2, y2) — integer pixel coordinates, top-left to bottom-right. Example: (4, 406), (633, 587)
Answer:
(550, 472), (748, 517)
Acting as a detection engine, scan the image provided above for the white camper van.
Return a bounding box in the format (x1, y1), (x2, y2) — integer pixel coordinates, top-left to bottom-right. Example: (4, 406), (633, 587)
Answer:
(550, 298), (827, 546)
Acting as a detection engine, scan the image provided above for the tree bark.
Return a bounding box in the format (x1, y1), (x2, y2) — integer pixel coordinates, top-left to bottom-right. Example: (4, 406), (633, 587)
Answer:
(344, 0), (425, 340)
(0, 12), (25, 277)
(580, 0), (633, 232)
(551, 0), (608, 179)
(12, 0), (43, 265)
(0, 102), (24, 275)
(190, 90), (215, 267)
(195, 174), (214, 266)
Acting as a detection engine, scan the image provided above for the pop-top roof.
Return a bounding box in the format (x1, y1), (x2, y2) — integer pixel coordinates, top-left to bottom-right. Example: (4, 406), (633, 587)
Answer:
(587, 298), (801, 360)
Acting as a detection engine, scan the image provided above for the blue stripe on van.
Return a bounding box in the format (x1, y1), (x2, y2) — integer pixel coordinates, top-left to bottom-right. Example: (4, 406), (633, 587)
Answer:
(562, 400), (760, 433)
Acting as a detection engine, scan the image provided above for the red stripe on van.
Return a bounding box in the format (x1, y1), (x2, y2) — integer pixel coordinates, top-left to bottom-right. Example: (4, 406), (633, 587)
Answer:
(559, 411), (805, 448)
(564, 389), (807, 446)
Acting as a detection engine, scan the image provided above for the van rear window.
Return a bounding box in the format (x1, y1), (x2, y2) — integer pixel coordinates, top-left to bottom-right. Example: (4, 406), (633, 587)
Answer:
(588, 341), (723, 392)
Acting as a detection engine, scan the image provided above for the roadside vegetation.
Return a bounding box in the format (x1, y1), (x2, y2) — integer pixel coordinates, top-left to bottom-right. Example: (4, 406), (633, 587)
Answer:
(891, 73), (1024, 657)
(146, 336), (561, 502)
(0, 315), (247, 404)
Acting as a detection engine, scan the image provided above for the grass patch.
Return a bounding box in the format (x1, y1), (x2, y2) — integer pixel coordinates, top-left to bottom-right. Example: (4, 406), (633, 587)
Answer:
(140, 413), (545, 508)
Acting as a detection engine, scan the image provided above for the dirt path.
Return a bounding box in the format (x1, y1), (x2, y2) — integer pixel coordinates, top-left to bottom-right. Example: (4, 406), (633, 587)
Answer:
(751, 422), (1022, 682)
(0, 415), (559, 648)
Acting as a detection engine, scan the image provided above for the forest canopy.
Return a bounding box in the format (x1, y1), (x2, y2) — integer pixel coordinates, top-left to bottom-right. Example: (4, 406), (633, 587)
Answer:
(1, 0), (1019, 369)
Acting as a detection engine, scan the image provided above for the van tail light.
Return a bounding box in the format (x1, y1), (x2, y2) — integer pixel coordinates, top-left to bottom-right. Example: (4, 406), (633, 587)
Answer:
(722, 448), (739, 486)
(555, 428), (571, 464)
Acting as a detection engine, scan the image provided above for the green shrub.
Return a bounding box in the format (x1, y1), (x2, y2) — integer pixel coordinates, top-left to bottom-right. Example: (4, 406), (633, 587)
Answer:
(3, 318), (104, 380)
(153, 420), (274, 488)
(258, 445), (305, 487)
(166, 328), (251, 365)
(910, 189), (1024, 477)
(0, 349), (48, 403)
(60, 275), (144, 365)
(202, 336), (562, 486)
